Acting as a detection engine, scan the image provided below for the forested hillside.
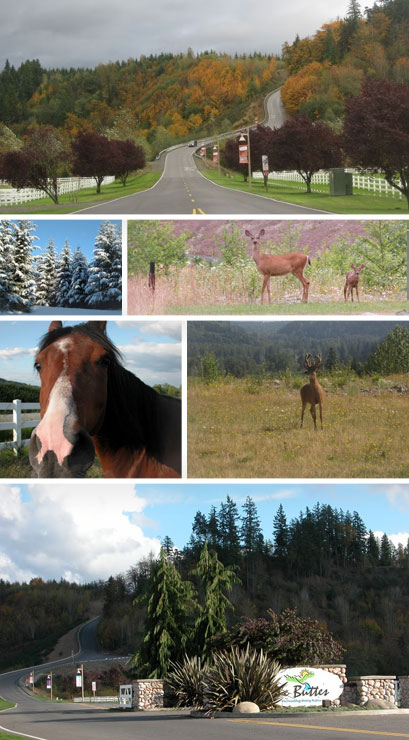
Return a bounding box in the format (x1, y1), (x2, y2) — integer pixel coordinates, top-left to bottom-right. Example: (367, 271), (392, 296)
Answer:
(281, 0), (409, 121)
(97, 498), (409, 676)
(0, 53), (281, 157)
(187, 321), (393, 377)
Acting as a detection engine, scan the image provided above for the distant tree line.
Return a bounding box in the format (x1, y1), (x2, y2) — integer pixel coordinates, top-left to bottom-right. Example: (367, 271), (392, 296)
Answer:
(0, 220), (122, 312)
(188, 322), (409, 378)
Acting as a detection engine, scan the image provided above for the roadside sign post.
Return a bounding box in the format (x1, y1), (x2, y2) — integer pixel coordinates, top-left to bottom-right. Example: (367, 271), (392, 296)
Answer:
(29, 670), (34, 694)
(76, 664), (84, 703)
(46, 672), (53, 702)
(92, 681), (96, 698)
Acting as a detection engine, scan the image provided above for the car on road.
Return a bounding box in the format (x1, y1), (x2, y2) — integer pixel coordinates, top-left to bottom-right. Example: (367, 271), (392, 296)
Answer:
(188, 140), (197, 147)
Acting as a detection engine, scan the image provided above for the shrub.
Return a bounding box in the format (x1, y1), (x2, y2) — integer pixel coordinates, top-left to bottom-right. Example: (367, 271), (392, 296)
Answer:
(166, 655), (208, 708)
(205, 644), (283, 713)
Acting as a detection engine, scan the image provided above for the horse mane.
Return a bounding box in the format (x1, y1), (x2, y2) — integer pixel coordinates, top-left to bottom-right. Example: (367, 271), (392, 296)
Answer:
(38, 323), (170, 458)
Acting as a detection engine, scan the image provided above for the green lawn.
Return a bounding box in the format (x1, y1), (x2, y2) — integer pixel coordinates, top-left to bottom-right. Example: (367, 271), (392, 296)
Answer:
(168, 300), (409, 315)
(202, 170), (409, 214)
(0, 699), (14, 712)
(0, 171), (161, 214)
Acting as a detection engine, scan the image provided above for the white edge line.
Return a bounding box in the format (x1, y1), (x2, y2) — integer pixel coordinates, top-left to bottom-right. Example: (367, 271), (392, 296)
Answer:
(194, 158), (332, 215)
(0, 726), (49, 740)
(73, 154), (169, 213)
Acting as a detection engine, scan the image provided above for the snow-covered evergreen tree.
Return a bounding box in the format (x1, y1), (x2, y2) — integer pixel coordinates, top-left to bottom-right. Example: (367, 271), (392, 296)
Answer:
(0, 219), (15, 309)
(66, 247), (89, 306)
(55, 239), (73, 306)
(8, 220), (39, 311)
(35, 238), (58, 306)
(85, 221), (122, 308)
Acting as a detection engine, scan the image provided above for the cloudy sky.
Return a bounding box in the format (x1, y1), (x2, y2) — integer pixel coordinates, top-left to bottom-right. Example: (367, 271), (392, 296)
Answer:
(0, 482), (407, 583)
(0, 319), (181, 387)
(2, 0), (350, 69)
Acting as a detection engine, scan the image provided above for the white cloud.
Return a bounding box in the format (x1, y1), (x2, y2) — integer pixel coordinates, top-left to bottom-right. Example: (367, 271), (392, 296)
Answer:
(383, 485), (409, 511)
(0, 346), (36, 360)
(0, 484), (161, 583)
(374, 531), (409, 548)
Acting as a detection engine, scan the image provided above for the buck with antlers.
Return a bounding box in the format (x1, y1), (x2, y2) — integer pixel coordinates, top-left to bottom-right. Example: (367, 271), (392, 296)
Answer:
(344, 264), (365, 302)
(300, 353), (324, 430)
(245, 228), (311, 304)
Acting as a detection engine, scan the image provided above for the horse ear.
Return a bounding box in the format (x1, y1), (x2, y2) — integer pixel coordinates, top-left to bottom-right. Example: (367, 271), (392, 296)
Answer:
(49, 321), (62, 332)
(87, 321), (107, 333)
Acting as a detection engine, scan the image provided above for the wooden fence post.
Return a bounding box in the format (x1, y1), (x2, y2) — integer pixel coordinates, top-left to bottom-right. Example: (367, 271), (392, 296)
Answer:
(149, 262), (156, 292)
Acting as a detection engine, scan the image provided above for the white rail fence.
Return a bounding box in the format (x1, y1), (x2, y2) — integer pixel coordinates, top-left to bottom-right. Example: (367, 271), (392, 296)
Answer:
(253, 170), (403, 199)
(0, 176), (115, 206)
(0, 400), (40, 454)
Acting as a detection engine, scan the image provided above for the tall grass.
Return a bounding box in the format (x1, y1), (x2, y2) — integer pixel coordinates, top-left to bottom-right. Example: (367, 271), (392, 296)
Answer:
(187, 374), (409, 478)
(128, 264), (405, 314)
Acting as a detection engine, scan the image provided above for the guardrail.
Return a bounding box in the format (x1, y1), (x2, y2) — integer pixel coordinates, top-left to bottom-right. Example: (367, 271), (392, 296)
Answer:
(0, 400), (40, 454)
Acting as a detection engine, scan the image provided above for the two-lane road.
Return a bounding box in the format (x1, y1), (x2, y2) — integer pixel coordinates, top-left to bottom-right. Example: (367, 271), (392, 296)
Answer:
(77, 145), (325, 215)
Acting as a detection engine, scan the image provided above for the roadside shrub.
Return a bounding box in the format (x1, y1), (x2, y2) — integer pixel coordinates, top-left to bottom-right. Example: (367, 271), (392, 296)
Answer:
(205, 645), (283, 713)
(166, 655), (208, 708)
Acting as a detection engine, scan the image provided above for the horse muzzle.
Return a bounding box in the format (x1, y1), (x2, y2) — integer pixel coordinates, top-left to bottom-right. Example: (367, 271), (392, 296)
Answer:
(29, 428), (95, 478)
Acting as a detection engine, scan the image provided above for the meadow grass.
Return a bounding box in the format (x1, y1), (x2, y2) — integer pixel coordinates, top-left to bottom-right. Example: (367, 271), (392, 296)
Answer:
(128, 268), (406, 316)
(187, 376), (409, 478)
(201, 170), (409, 214)
(0, 172), (160, 214)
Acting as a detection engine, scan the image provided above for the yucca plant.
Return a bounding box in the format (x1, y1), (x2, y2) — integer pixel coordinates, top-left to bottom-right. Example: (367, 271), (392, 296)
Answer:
(205, 644), (284, 713)
(166, 655), (208, 708)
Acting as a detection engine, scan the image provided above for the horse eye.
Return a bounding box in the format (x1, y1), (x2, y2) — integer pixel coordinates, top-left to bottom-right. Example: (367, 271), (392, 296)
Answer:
(98, 355), (110, 367)
(34, 361), (41, 372)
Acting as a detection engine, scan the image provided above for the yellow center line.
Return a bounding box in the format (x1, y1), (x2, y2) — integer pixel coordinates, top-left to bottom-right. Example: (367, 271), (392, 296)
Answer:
(197, 208), (206, 214)
(228, 719), (409, 738)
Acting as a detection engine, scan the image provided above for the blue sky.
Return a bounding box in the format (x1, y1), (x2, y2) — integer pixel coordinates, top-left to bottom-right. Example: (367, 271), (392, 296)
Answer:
(0, 482), (407, 583)
(138, 482), (409, 550)
(0, 320), (181, 388)
(3, 219), (121, 262)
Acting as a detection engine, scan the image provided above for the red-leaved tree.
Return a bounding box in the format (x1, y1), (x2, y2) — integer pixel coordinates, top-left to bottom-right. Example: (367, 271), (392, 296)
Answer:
(0, 126), (68, 204)
(268, 115), (343, 192)
(71, 132), (115, 193)
(109, 139), (145, 186)
(343, 79), (409, 208)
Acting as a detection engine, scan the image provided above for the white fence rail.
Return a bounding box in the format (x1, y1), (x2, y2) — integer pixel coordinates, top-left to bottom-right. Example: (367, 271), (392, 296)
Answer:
(254, 170), (403, 199)
(0, 400), (40, 454)
(0, 176), (115, 206)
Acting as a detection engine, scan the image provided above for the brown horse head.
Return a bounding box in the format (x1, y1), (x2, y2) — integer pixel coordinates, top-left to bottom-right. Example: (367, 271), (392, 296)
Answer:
(29, 320), (113, 477)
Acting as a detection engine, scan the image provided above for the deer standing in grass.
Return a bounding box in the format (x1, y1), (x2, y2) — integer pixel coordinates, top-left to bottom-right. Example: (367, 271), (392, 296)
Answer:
(245, 228), (311, 304)
(300, 353), (324, 430)
(344, 264), (365, 302)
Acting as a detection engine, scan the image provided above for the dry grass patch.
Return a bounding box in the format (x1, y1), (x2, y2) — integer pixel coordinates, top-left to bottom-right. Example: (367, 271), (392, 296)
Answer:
(187, 377), (409, 478)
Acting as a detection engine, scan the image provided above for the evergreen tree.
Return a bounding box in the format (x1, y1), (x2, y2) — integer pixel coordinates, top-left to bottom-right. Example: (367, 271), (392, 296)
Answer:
(380, 533), (393, 566)
(218, 496), (241, 563)
(133, 548), (196, 678)
(366, 530), (380, 565)
(207, 505), (220, 549)
(66, 247), (89, 306)
(326, 346), (339, 373)
(35, 238), (58, 306)
(273, 504), (289, 562)
(241, 497), (264, 557)
(192, 542), (240, 660)
(55, 240), (73, 306)
(366, 325), (409, 374)
(347, 0), (362, 19)
(8, 220), (38, 311)
(85, 221), (122, 308)
(0, 219), (14, 308)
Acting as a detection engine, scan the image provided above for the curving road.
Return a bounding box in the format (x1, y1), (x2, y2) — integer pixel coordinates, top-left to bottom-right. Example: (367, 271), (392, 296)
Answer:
(264, 88), (287, 129)
(1, 621), (409, 740)
(77, 145), (324, 215)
